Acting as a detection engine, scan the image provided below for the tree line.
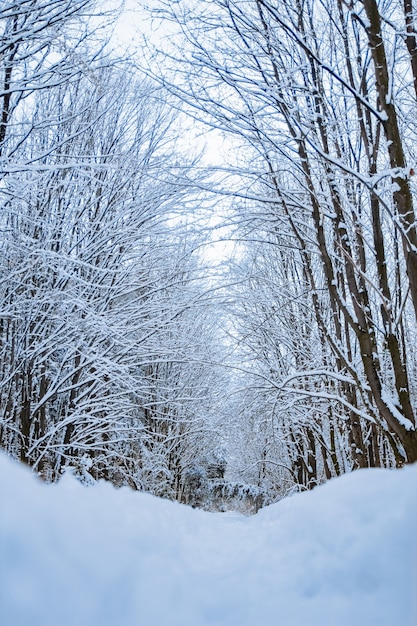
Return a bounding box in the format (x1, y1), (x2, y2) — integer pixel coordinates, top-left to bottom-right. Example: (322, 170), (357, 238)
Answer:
(2, 0), (417, 511)
(146, 0), (417, 495)
(0, 0), (233, 507)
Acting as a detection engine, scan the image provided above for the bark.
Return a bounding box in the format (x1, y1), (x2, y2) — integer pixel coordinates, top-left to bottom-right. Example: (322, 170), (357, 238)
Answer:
(404, 0), (417, 99)
(363, 0), (417, 325)
(306, 427), (317, 488)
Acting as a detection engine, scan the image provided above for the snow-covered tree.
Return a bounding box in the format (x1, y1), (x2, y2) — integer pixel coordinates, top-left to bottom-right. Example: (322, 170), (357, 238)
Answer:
(145, 0), (417, 473)
(0, 2), (228, 504)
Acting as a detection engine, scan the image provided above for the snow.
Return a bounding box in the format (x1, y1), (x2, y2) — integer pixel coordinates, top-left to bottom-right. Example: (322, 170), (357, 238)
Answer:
(381, 387), (415, 431)
(1, 453), (416, 626)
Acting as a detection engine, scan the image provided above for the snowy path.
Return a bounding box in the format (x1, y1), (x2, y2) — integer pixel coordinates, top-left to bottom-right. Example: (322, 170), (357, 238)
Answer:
(1, 453), (416, 626)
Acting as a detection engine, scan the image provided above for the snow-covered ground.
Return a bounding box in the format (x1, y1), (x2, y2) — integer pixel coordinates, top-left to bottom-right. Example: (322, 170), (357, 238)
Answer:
(1, 453), (416, 626)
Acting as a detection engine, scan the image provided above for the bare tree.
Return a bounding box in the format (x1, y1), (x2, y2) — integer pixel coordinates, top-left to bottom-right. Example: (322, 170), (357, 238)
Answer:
(0, 2), (228, 500)
(0, 1), (117, 165)
(145, 0), (417, 471)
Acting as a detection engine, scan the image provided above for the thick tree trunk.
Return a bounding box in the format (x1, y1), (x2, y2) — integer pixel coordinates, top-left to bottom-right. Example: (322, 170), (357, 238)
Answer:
(363, 0), (417, 324)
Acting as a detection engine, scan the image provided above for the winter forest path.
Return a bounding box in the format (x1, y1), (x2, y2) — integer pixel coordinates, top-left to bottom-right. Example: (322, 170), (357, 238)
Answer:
(1, 453), (416, 626)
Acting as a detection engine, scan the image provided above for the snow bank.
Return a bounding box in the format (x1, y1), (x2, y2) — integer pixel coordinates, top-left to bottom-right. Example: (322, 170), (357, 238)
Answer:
(1, 453), (416, 626)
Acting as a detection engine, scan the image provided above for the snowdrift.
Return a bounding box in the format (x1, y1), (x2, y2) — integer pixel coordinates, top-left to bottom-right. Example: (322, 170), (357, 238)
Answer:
(1, 453), (416, 626)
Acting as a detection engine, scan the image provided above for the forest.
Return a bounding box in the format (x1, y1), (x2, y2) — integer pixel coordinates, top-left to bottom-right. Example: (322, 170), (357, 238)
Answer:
(1, 0), (417, 513)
